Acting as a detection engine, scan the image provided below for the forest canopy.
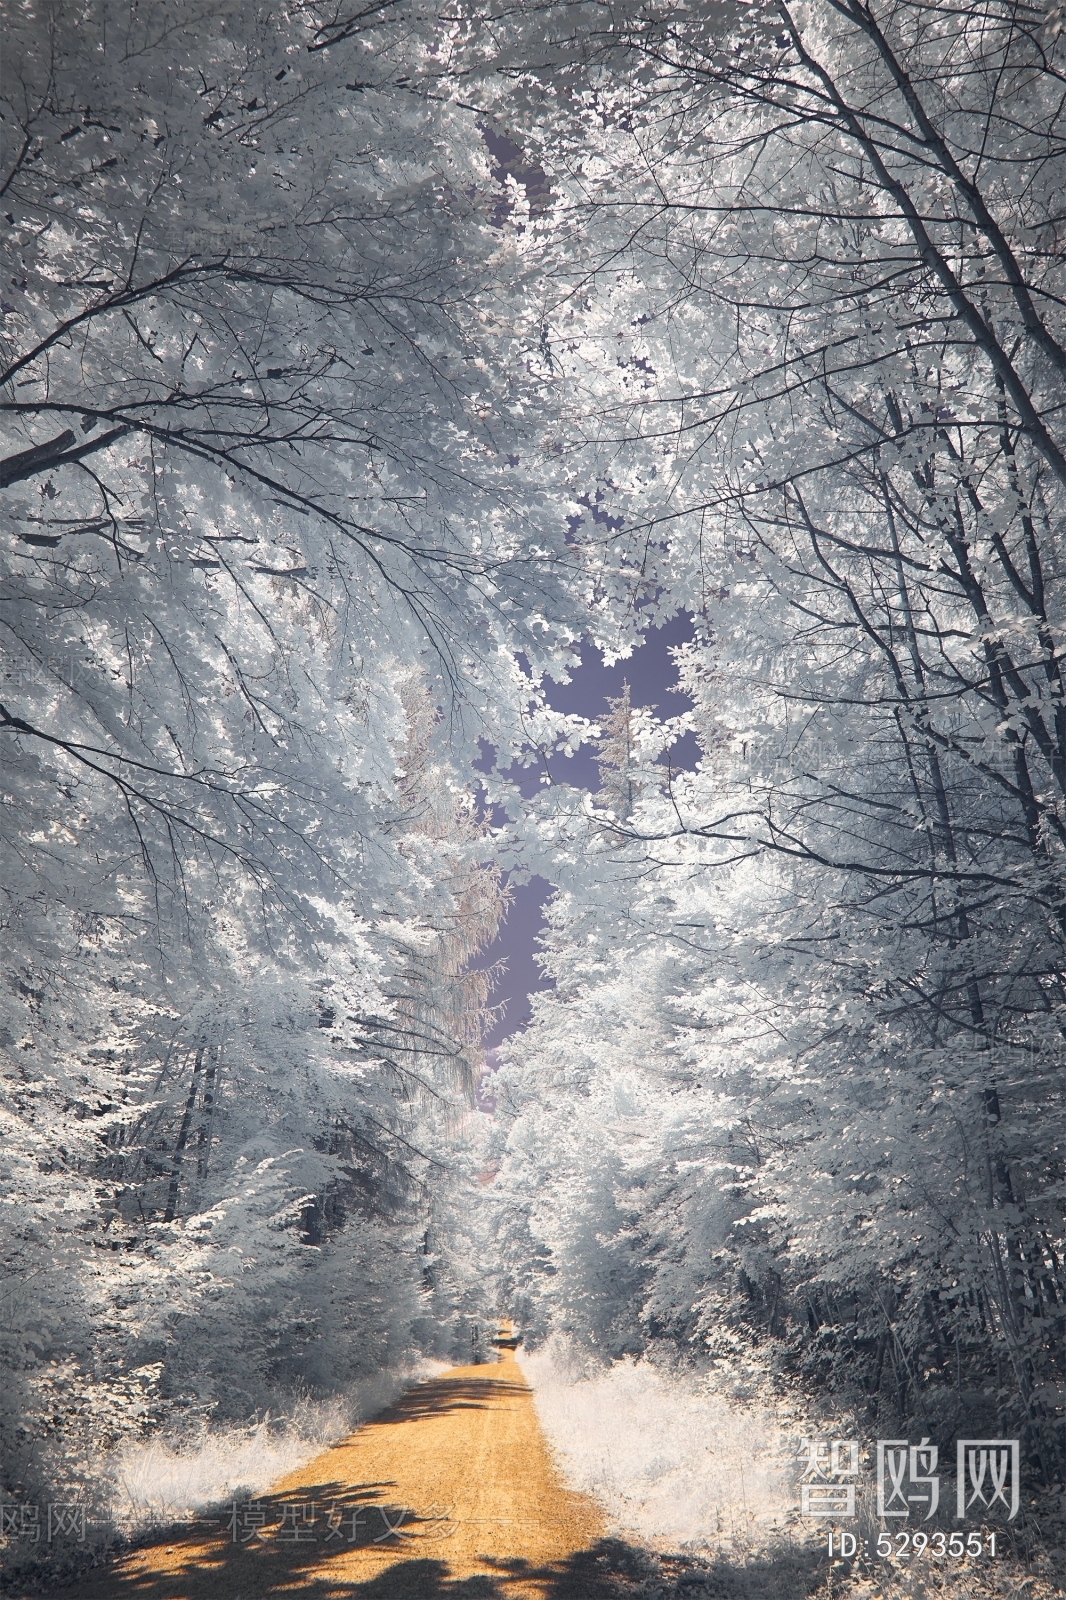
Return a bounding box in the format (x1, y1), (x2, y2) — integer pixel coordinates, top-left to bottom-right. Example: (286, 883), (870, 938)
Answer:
(1, 0), (1063, 1569)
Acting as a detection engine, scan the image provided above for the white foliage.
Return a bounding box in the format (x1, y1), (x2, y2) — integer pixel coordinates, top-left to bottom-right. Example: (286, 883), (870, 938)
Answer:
(107, 1362), (448, 1534)
(520, 1337), (798, 1554)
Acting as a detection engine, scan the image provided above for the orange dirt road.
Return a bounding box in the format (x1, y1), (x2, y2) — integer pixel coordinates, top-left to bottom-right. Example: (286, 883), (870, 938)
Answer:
(55, 1343), (620, 1600)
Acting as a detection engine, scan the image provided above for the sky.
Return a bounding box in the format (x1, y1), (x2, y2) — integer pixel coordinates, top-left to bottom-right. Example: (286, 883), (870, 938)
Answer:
(479, 611), (697, 1050)
(474, 129), (701, 1054)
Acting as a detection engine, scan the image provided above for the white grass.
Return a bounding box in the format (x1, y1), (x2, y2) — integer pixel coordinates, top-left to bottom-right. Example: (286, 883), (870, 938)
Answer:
(106, 1361), (448, 1537)
(519, 1336), (801, 1556)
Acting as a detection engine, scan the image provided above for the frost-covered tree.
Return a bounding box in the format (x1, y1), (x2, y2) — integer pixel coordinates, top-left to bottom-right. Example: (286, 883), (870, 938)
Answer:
(0, 0), (551, 1537)
(0, 0), (600, 952)
(0, 670), (505, 1545)
(479, 0), (1066, 1480)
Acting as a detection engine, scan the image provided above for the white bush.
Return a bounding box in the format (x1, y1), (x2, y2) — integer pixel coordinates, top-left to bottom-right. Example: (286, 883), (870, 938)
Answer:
(520, 1337), (800, 1555)
(106, 1361), (448, 1536)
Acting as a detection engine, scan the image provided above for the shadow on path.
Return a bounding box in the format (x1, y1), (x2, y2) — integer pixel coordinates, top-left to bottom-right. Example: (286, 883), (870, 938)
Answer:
(355, 1375), (528, 1427)
(12, 1357), (827, 1600)
(23, 1522), (827, 1600)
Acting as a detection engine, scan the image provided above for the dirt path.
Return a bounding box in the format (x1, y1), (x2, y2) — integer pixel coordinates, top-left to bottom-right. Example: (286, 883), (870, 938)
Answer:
(56, 1340), (634, 1600)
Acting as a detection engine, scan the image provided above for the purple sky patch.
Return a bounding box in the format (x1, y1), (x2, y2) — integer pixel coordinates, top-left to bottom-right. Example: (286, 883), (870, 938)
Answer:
(479, 611), (696, 1048)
